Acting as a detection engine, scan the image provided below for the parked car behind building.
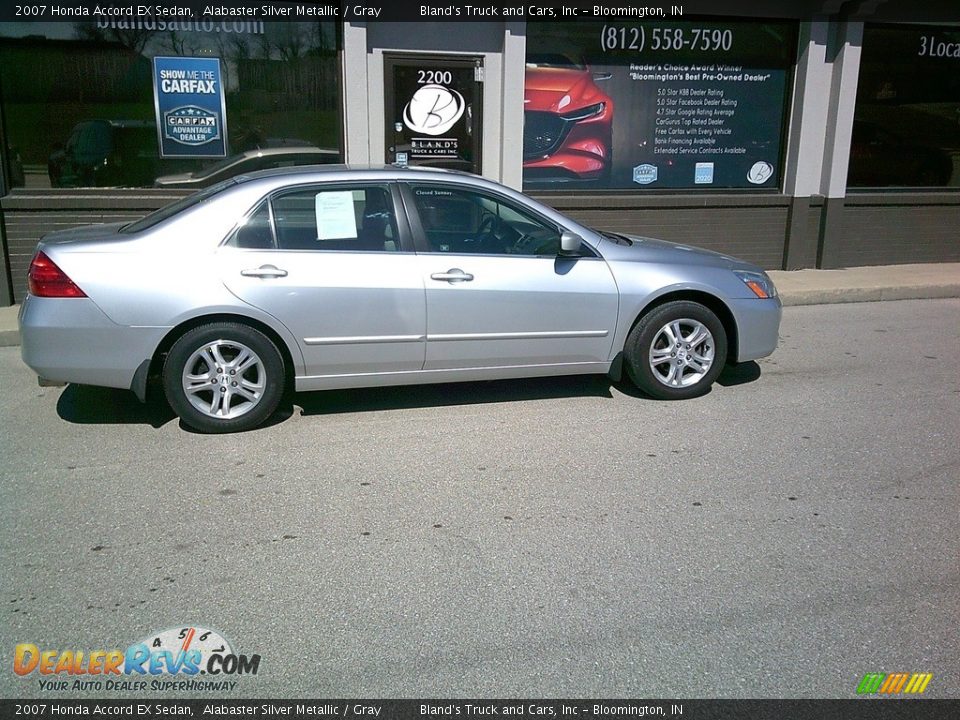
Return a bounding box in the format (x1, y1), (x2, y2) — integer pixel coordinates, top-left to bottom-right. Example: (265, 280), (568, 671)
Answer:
(154, 146), (340, 189)
(48, 120), (159, 188)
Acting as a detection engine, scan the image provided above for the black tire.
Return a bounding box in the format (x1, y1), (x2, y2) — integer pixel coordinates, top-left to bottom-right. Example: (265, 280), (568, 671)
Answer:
(624, 301), (727, 400)
(163, 322), (285, 433)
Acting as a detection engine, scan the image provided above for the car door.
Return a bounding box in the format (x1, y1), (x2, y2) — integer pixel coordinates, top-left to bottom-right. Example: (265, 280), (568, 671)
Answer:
(218, 183), (427, 378)
(401, 182), (619, 371)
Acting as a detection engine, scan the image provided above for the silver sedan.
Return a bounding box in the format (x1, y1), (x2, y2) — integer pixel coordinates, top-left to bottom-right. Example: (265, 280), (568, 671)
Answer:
(19, 167), (781, 433)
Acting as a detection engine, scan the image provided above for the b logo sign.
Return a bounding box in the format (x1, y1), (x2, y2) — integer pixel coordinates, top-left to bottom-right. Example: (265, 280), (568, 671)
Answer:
(403, 84), (465, 136)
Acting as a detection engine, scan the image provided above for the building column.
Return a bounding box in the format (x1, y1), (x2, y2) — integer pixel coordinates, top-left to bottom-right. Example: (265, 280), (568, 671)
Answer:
(499, 23), (526, 190)
(0, 89), (15, 306)
(341, 22), (371, 165)
(782, 20), (831, 270)
(0, 219), (12, 307)
(781, 19), (862, 270)
(817, 20), (863, 269)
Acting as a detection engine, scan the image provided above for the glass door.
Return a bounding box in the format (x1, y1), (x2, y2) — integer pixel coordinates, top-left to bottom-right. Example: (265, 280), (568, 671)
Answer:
(384, 55), (483, 174)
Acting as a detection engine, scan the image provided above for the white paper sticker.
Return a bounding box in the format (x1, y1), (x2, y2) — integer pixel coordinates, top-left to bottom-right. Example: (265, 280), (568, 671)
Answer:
(315, 191), (357, 240)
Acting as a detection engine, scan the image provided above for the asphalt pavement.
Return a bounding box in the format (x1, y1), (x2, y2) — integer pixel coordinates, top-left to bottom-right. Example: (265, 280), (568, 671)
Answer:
(2, 262), (959, 346)
(1, 299), (958, 699)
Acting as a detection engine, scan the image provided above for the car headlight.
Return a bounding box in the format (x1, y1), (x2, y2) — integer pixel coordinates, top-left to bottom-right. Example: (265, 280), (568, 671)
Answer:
(562, 102), (606, 122)
(734, 270), (778, 299)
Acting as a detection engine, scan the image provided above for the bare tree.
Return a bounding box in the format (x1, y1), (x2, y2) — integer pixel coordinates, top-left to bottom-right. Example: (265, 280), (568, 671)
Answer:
(73, 22), (154, 55)
(163, 30), (188, 56)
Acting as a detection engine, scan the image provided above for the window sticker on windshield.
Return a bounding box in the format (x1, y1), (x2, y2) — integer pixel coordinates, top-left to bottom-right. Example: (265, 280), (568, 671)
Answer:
(315, 191), (357, 240)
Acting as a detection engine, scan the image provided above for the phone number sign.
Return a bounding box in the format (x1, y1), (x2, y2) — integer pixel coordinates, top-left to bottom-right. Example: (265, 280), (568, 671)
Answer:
(152, 57), (228, 158)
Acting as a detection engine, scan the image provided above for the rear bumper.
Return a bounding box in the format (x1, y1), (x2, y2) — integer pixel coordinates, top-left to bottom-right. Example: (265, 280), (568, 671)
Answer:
(19, 295), (167, 391)
(729, 296), (783, 362)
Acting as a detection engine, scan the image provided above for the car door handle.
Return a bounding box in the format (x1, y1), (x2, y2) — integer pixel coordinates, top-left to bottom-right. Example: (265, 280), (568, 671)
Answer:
(430, 269), (474, 283)
(240, 265), (288, 279)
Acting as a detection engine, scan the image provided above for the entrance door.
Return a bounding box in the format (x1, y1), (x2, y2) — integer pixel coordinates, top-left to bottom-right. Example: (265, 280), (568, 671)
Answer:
(384, 55), (483, 174)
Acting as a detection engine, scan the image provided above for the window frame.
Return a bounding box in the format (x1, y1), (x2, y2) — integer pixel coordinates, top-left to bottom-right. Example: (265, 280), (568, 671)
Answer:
(223, 181), (414, 253)
(223, 197), (278, 250)
(398, 180), (597, 258)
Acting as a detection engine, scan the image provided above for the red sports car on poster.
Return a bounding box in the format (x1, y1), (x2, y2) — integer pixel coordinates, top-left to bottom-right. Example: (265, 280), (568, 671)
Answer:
(523, 54), (614, 182)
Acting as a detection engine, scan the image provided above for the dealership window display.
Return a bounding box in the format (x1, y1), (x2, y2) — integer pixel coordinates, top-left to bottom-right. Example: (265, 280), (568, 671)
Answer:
(522, 20), (797, 191)
(0, 21), (342, 191)
(849, 24), (960, 189)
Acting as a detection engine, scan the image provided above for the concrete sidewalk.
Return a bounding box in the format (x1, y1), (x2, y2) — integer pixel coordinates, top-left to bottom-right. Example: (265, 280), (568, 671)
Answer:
(1, 262), (958, 348)
(768, 263), (960, 307)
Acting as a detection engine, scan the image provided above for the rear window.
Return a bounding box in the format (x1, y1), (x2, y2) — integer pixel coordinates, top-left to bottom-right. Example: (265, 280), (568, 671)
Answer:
(122, 179), (237, 234)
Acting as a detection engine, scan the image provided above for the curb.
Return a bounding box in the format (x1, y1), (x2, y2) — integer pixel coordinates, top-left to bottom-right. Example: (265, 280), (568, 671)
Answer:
(777, 284), (960, 307)
(0, 330), (18, 348)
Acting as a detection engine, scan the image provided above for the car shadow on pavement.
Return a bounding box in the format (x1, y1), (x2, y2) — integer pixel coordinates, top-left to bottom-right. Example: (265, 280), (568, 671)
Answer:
(716, 361), (762, 387)
(609, 361), (762, 400)
(57, 384), (176, 428)
(54, 364), (762, 428)
(57, 383), (296, 433)
(292, 375), (616, 417)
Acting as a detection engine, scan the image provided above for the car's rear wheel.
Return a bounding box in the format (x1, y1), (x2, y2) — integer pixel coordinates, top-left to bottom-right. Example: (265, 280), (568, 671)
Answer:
(624, 301), (727, 400)
(162, 323), (284, 433)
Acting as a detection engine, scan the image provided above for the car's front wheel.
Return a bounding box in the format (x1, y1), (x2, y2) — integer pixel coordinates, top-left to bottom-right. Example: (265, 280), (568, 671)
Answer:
(162, 323), (284, 433)
(624, 301), (727, 400)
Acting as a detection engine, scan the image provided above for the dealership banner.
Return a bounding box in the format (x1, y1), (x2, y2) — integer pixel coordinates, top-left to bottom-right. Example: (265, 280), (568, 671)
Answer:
(523, 21), (796, 190)
(152, 56), (228, 159)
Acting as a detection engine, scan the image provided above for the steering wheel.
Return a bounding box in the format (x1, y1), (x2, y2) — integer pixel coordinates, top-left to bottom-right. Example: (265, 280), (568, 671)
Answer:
(476, 212), (502, 252)
(478, 212), (496, 237)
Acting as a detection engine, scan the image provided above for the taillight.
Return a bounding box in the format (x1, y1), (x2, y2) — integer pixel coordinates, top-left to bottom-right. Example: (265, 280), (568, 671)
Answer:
(27, 251), (87, 298)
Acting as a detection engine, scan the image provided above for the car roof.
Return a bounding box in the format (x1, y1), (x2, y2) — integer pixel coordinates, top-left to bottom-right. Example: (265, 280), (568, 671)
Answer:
(237, 163), (477, 183)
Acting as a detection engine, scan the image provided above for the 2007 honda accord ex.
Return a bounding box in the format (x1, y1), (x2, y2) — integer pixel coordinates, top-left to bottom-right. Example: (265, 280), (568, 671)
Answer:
(19, 166), (781, 433)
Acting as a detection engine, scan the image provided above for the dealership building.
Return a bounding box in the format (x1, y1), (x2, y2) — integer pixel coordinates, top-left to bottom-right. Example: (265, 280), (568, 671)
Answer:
(1, 1), (958, 306)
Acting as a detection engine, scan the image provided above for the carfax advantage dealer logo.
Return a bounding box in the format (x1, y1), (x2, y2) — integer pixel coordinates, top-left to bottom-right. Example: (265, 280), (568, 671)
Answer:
(13, 626), (261, 692)
(857, 672), (933, 695)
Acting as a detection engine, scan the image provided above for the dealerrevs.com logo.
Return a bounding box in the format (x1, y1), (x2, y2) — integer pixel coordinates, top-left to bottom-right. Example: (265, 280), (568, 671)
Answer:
(14, 626), (261, 693)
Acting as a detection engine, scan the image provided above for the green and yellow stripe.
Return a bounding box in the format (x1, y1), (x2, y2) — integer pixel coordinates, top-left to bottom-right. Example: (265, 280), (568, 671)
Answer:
(857, 672), (933, 695)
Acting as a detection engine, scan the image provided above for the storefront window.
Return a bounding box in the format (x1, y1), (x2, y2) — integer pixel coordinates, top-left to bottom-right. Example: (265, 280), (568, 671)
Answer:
(0, 21), (341, 190)
(523, 20), (796, 191)
(849, 24), (960, 189)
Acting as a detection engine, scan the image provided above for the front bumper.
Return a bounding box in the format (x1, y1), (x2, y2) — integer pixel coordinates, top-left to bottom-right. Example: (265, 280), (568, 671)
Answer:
(19, 295), (167, 392)
(728, 296), (783, 362)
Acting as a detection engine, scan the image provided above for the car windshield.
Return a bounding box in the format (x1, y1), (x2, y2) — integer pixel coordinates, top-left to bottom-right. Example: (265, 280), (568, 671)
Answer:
(121, 178), (237, 233)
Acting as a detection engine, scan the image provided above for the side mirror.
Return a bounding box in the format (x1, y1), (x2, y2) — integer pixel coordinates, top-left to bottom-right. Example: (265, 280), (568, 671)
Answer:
(560, 231), (583, 256)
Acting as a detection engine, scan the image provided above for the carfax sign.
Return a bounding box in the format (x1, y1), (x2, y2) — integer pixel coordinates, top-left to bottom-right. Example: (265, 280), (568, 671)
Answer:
(152, 57), (228, 158)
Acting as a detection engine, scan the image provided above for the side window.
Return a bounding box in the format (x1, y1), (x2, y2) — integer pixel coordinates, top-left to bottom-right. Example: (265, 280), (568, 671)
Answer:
(410, 184), (561, 256)
(228, 202), (275, 249)
(271, 186), (398, 252)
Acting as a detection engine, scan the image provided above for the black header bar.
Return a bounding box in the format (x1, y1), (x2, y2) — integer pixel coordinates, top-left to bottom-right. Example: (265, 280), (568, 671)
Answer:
(0, 1), (958, 23)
